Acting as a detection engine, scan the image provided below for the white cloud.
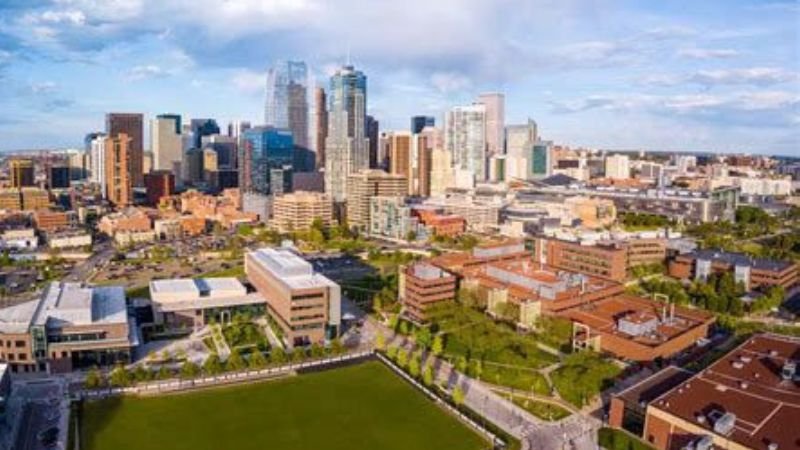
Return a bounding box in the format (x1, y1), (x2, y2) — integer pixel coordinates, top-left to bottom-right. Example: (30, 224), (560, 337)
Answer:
(676, 47), (739, 59)
(126, 65), (168, 81)
(29, 81), (57, 94)
(231, 70), (265, 94)
(690, 67), (798, 86)
(430, 72), (471, 93)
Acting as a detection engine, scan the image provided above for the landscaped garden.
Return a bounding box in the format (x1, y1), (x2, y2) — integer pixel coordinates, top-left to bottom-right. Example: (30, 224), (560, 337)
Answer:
(80, 361), (488, 450)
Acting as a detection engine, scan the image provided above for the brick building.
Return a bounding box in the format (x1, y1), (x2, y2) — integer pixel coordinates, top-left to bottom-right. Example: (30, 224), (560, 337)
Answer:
(669, 249), (798, 291)
(401, 263), (457, 323)
(97, 207), (152, 237)
(271, 191), (333, 233)
(643, 333), (800, 450)
(33, 209), (77, 232)
(144, 170), (175, 206)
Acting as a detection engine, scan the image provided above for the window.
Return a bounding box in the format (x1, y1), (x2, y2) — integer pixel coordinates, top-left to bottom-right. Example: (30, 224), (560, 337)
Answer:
(18, 353), (27, 361)
(15, 341), (25, 348)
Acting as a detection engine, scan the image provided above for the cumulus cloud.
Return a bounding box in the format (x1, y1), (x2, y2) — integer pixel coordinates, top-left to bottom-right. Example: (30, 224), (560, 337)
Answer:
(231, 69), (265, 94)
(430, 71), (471, 93)
(126, 64), (168, 81)
(689, 67), (798, 86)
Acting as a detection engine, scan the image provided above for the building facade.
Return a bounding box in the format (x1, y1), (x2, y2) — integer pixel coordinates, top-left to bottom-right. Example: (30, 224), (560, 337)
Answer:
(106, 113), (144, 186)
(401, 263), (457, 323)
(103, 133), (133, 207)
(345, 170), (408, 230)
(446, 104), (486, 187)
(240, 127), (294, 196)
(271, 191), (334, 232)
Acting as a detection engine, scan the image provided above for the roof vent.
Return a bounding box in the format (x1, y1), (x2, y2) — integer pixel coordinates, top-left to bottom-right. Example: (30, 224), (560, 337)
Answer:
(770, 350), (779, 357)
(715, 384), (728, 392)
(739, 355), (752, 363)
(740, 381), (748, 389)
(696, 414), (706, 424)
(732, 361), (744, 369)
(768, 444), (778, 450)
(713, 412), (736, 435)
(781, 362), (796, 381)
(695, 435), (713, 450)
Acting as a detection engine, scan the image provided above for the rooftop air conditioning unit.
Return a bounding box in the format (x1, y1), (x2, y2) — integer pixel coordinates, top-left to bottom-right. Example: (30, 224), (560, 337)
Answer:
(713, 412), (736, 435)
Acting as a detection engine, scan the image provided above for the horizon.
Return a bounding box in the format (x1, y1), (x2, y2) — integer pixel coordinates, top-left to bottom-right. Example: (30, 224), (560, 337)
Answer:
(0, 0), (798, 155)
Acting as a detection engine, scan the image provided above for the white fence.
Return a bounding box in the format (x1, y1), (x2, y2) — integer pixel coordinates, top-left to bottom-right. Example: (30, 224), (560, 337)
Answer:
(81, 351), (372, 399)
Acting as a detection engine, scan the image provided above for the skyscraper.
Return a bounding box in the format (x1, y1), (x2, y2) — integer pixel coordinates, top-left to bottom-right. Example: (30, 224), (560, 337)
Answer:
(325, 65), (369, 205)
(151, 114), (183, 175)
(240, 127), (294, 195)
(605, 154), (630, 180)
(90, 134), (107, 192)
(530, 140), (553, 179)
(104, 133), (133, 206)
(106, 113), (144, 186)
(265, 61), (313, 165)
(505, 119), (538, 181)
(314, 87), (328, 169)
(411, 116), (435, 134)
(476, 93), (505, 157)
(9, 159), (35, 188)
(189, 119), (220, 148)
(445, 104), (486, 187)
(388, 132), (431, 197)
(366, 115), (379, 168)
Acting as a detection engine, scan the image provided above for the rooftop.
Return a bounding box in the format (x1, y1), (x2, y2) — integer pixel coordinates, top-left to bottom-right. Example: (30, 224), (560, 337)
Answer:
(249, 248), (338, 290)
(651, 333), (800, 450)
(687, 248), (795, 272)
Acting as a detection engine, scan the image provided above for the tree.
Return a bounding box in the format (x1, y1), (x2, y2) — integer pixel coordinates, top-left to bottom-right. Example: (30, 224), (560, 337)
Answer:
(291, 348), (306, 363)
(133, 365), (151, 383)
(109, 365), (131, 387)
(375, 331), (386, 351)
(431, 334), (444, 357)
(386, 346), (399, 360)
(396, 348), (409, 368)
(249, 350), (267, 369)
(180, 361), (200, 379)
(84, 367), (103, 389)
(456, 355), (468, 373)
(399, 320), (410, 336)
(452, 386), (465, 406)
(270, 347), (287, 365)
(372, 295), (383, 313)
(388, 315), (399, 331)
(330, 338), (345, 355)
(422, 364), (435, 386)
(414, 327), (432, 349)
(156, 365), (172, 380)
(409, 355), (421, 378)
(203, 354), (224, 375)
(226, 349), (245, 372)
(469, 359), (483, 380)
(310, 343), (325, 358)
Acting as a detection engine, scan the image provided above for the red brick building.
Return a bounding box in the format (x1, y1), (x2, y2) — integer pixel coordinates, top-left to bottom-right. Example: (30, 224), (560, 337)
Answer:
(669, 249), (798, 291)
(144, 170), (175, 206)
(401, 263), (457, 323)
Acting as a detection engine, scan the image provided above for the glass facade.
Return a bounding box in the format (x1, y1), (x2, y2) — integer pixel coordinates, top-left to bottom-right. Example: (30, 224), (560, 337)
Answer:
(265, 61), (311, 152)
(530, 142), (551, 178)
(241, 127), (294, 195)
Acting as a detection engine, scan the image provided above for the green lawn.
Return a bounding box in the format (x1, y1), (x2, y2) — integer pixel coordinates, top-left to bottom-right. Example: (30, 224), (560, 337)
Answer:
(81, 361), (487, 450)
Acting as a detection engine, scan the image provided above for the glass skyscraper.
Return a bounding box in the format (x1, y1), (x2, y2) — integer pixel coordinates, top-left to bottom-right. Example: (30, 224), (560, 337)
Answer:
(265, 61), (312, 163)
(325, 65), (369, 203)
(241, 127), (294, 195)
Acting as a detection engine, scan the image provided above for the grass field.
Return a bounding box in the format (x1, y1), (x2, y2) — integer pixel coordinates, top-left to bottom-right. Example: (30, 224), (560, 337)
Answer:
(81, 361), (487, 450)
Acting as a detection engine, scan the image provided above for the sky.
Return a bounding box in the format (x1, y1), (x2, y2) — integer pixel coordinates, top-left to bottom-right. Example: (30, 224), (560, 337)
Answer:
(0, 0), (798, 156)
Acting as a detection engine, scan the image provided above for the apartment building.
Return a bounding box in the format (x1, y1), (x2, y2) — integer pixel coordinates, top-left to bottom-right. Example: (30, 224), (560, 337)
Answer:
(345, 170), (408, 230)
(271, 191), (333, 232)
(245, 247), (340, 347)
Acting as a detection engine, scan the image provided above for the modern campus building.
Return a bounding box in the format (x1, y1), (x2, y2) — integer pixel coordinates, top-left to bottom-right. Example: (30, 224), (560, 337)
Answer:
(401, 263), (457, 323)
(532, 233), (668, 282)
(149, 278), (264, 331)
(245, 248), (341, 347)
(642, 333), (799, 450)
(668, 249), (799, 291)
(271, 191), (333, 232)
(0, 282), (137, 373)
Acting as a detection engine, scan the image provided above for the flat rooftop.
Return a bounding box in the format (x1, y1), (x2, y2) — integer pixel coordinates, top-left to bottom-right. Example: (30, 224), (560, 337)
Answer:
(686, 249), (795, 272)
(150, 277), (246, 297)
(559, 294), (712, 347)
(615, 366), (694, 412)
(409, 263), (453, 281)
(249, 248), (338, 290)
(650, 333), (800, 450)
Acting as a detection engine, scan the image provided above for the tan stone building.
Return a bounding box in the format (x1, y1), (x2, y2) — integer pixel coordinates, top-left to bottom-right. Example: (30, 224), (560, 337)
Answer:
(103, 133), (133, 206)
(271, 191), (333, 232)
(345, 170), (407, 230)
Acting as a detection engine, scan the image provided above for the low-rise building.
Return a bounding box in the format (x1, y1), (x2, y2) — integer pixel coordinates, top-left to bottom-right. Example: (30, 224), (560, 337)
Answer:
(423, 193), (506, 232)
(412, 206), (465, 237)
(643, 333), (800, 450)
(46, 230), (92, 249)
(97, 208), (152, 237)
(369, 196), (422, 241)
(0, 282), (137, 373)
(33, 209), (77, 232)
(20, 188), (50, 211)
(114, 230), (156, 246)
(401, 263), (457, 323)
(669, 249), (798, 291)
(271, 191), (333, 233)
(149, 278), (264, 331)
(0, 228), (38, 250)
(245, 247), (340, 347)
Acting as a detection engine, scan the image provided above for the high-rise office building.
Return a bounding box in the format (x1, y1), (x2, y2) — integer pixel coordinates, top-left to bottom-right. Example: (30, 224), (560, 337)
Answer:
(314, 87), (328, 169)
(144, 171), (175, 206)
(387, 132), (430, 197)
(240, 127), (294, 195)
(430, 148), (455, 197)
(9, 159), (35, 188)
(445, 104), (486, 187)
(265, 61), (312, 159)
(227, 120), (251, 140)
(106, 113), (144, 186)
(530, 140), (553, 179)
(151, 114), (183, 175)
(411, 116), (435, 134)
(48, 166), (70, 189)
(189, 119), (220, 148)
(325, 65), (369, 205)
(505, 119), (538, 181)
(90, 134), (107, 193)
(476, 93), (505, 157)
(103, 133), (133, 206)
(605, 154), (631, 180)
(201, 134), (237, 170)
(366, 115), (380, 168)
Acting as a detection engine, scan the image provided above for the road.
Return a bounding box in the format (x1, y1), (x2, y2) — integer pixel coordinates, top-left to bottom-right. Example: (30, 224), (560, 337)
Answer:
(64, 242), (115, 283)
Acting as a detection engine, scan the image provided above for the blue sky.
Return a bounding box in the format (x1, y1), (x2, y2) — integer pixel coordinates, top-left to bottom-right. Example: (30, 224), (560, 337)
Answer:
(0, 0), (797, 155)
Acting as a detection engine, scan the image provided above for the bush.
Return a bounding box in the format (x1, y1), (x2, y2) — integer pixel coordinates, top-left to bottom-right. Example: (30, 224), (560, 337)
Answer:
(598, 428), (654, 450)
(84, 367), (104, 389)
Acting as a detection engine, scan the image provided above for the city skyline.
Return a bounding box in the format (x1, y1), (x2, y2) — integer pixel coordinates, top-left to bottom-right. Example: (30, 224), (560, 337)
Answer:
(0, 1), (797, 156)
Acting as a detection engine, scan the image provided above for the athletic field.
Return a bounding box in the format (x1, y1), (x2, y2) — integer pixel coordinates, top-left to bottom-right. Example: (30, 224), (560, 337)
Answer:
(80, 361), (487, 450)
